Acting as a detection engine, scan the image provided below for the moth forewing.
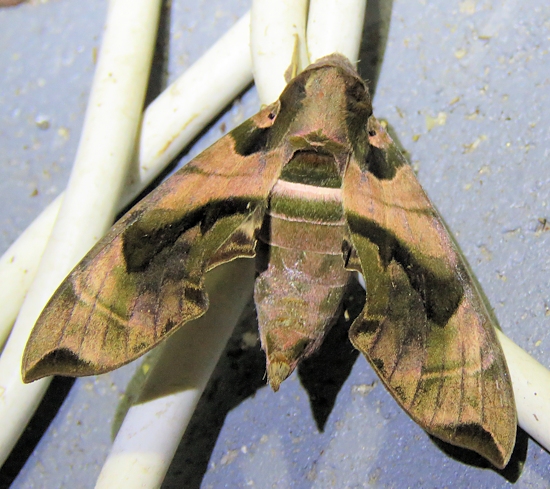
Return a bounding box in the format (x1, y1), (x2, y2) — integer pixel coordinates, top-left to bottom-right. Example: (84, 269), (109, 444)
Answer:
(22, 54), (517, 468)
(342, 118), (516, 468)
(22, 104), (284, 382)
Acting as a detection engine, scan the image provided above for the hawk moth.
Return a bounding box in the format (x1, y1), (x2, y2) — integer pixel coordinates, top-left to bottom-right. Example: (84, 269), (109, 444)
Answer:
(22, 53), (516, 468)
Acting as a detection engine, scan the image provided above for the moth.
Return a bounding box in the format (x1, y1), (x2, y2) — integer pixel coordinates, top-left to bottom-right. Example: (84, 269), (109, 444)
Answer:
(0, 0), (27, 6)
(22, 54), (517, 468)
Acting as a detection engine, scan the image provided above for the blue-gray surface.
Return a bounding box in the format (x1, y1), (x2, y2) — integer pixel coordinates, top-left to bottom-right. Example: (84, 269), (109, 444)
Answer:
(1, 0), (549, 488)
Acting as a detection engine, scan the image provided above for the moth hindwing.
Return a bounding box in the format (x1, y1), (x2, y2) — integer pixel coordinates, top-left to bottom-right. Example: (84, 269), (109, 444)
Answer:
(22, 53), (516, 469)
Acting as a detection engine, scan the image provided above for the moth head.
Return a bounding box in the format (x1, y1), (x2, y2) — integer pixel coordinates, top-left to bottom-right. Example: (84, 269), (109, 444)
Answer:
(268, 55), (373, 158)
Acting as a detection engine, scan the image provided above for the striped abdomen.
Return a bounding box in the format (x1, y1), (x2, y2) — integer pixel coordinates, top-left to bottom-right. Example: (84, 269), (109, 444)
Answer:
(254, 171), (352, 390)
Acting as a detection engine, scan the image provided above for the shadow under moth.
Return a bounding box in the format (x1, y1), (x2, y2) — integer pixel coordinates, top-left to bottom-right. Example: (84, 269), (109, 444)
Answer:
(22, 54), (517, 469)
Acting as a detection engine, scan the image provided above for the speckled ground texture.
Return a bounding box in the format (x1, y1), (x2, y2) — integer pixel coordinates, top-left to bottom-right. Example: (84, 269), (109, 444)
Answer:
(1, 0), (549, 488)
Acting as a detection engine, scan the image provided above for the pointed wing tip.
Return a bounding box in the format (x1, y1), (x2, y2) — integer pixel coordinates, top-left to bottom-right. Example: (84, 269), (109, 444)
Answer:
(21, 367), (40, 384)
(486, 429), (517, 470)
(438, 420), (517, 469)
(22, 348), (100, 383)
(21, 360), (54, 383)
(474, 440), (514, 470)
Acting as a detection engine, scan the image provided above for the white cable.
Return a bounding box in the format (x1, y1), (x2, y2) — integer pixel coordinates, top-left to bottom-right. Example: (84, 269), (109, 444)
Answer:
(250, 0), (309, 104)
(307, 0), (367, 64)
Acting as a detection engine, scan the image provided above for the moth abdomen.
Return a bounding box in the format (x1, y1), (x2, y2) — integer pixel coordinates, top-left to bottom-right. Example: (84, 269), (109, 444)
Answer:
(254, 176), (351, 390)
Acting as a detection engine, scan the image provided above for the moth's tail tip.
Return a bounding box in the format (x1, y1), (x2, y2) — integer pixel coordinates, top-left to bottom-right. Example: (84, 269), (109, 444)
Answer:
(267, 361), (291, 392)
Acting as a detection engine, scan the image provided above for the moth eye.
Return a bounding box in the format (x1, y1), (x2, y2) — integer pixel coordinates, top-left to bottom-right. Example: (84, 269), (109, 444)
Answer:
(264, 100), (281, 123)
(368, 129), (376, 137)
(346, 80), (365, 103)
